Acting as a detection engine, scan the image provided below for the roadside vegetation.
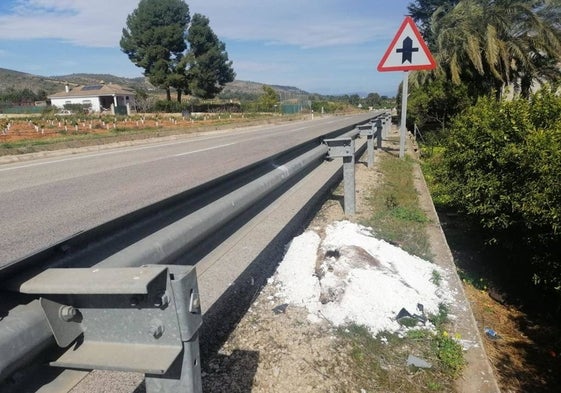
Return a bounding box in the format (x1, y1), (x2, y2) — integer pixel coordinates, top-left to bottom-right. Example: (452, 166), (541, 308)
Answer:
(408, 0), (561, 311)
(361, 144), (431, 260)
(406, 1), (561, 391)
(338, 311), (463, 393)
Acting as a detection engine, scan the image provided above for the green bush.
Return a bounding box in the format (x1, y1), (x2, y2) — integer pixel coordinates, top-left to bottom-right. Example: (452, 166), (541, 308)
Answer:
(154, 100), (188, 113)
(408, 76), (472, 133)
(311, 100), (348, 113)
(438, 87), (561, 289)
(153, 99), (242, 113)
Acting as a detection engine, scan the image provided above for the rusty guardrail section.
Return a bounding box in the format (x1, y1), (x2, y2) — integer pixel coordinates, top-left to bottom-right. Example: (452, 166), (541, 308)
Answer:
(0, 111), (390, 393)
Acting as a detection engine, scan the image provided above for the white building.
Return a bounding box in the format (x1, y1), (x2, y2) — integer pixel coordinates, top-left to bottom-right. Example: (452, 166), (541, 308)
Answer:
(48, 83), (136, 114)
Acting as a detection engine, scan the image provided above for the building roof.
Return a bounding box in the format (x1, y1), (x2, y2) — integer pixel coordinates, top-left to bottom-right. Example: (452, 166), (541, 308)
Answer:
(49, 83), (135, 99)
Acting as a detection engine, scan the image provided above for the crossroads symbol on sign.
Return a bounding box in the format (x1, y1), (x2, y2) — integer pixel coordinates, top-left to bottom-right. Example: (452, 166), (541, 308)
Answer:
(396, 37), (418, 64)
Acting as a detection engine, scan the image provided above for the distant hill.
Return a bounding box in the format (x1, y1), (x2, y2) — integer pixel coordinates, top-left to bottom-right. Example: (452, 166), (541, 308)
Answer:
(220, 80), (308, 97)
(0, 68), (309, 100)
(0, 68), (68, 94)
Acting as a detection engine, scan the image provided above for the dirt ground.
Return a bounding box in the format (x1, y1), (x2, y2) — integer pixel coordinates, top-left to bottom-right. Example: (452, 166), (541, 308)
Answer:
(439, 212), (561, 393)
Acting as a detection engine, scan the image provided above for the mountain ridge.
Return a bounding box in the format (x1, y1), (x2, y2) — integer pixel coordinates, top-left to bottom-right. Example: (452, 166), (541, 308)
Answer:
(0, 67), (310, 98)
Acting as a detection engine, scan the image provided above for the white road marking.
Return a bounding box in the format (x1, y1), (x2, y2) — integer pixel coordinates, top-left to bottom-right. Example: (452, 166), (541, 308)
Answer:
(0, 139), (237, 173)
(0, 141), (186, 172)
(174, 143), (236, 157)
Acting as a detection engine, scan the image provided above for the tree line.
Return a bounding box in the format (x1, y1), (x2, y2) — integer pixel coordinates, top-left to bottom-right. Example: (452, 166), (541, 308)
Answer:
(0, 87), (47, 106)
(407, 1), (561, 296)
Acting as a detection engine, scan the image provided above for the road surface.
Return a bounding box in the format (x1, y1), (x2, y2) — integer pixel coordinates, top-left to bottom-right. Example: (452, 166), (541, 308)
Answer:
(0, 114), (373, 266)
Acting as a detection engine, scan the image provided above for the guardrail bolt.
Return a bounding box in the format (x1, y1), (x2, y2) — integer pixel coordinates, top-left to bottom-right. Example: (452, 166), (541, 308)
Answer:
(190, 291), (201, 313)
(59, 305), (77, 322)
(149, 320), (165, 339)
(154, 292), (170, 308)
(130, 296), (139, 307)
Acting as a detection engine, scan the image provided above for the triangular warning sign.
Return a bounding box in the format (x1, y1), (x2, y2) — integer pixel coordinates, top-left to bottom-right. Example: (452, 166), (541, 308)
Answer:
(377, 16), (436, 72)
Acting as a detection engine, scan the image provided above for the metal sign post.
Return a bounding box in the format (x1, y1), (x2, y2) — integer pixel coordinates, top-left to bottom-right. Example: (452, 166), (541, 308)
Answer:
(400, 71), (409, 158)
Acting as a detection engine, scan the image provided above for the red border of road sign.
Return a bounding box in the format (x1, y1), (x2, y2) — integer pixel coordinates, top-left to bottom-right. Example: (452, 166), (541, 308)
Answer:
(377, 16), (436, 72)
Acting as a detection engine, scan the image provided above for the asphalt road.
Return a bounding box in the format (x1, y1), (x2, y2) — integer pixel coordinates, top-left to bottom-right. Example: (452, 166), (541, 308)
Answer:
(0, 114), (374, 266)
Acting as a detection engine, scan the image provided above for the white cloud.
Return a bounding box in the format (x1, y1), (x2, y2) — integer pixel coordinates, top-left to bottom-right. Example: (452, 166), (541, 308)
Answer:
(0, 0), (139, 47)
(0, 0), (400, 49)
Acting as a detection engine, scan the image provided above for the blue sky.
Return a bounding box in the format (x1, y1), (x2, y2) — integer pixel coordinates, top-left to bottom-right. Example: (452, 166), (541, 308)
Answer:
(0, 0), (413, 96)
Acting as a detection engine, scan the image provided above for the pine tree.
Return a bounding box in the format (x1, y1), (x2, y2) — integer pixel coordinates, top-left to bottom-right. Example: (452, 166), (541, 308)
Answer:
(185, 14), (236, 100)
(120, 0), (190, 101)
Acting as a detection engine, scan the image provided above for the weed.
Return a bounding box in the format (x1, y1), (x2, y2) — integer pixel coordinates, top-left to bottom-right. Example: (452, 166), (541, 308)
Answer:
(406, 329), (433, 340)
(434, 333), (465, 376)
(459, 272), (489, 291)
(399, 316), (421, 328)
(428, 303), (465, 378)
(385, 194), (398, 209)
(391, 206), (429, 223)
(111, 127), (130, 133)
(427, 380), (443, 390)
(429, 303), (449, 330)
(431, 270), (442, 287)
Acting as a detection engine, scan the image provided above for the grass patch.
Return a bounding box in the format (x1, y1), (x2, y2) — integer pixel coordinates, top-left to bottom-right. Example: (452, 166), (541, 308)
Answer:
(391, 205), (429, 223)
(337, 319), (463, 392)
(361, 151), (432, 260)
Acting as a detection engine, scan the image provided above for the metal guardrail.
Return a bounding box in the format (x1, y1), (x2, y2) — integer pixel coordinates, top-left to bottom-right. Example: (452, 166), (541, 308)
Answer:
(0, 111), (390, 392)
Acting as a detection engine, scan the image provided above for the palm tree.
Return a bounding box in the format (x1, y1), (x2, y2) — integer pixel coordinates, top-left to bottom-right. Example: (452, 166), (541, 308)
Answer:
(408, 0), (461, 46)
(425, 0), (561, 98)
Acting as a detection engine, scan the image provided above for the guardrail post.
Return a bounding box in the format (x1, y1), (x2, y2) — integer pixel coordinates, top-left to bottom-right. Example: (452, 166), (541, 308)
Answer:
(145, 266), (202, 393)
(324, 137), (356, 215)
(376, 118), (383, 150)
(19, 265), (203, 393)
(382, 115), (389, 138)
(358, 123), (375, 168)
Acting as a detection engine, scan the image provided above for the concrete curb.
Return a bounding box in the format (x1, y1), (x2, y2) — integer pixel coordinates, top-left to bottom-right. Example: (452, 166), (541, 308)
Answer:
(409, 133), (501, 393)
